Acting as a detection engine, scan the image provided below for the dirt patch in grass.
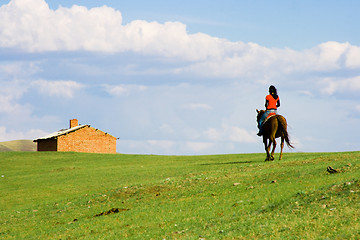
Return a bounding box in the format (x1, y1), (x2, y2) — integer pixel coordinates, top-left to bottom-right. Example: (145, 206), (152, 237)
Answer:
(51, 167), (81, 172)
(110, 185), (171, 200)
(94, 208), (129, 217)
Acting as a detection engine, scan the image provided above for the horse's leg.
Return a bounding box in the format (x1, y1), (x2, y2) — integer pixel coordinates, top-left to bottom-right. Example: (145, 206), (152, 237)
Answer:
(270, 117), (279, 161)
(270, 138), (276, 161)
(263, 137), (270, 161)
(267, 141), (272, 154)
(279, 136), (284, 160)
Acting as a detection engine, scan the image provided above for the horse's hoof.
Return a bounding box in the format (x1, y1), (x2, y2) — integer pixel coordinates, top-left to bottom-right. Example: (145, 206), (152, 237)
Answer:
(270, 156), (275, 161)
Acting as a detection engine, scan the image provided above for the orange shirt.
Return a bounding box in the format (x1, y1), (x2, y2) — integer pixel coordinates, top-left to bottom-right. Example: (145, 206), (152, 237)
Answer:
(266, 94), (279, 110)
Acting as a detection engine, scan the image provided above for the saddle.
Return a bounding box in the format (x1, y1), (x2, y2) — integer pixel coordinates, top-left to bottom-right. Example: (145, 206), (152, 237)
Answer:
(262, 112), (276, 126)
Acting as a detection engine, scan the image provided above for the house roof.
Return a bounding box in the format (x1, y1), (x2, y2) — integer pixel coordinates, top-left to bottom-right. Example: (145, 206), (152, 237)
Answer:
(33, 125), (89, 142)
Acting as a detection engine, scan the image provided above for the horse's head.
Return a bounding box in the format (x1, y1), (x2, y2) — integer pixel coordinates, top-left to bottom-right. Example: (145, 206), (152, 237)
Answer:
(256, 109), (265, 123)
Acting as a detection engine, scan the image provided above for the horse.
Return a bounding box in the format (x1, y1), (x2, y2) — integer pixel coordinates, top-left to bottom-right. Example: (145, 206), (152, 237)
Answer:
(256, 109), (294, 161)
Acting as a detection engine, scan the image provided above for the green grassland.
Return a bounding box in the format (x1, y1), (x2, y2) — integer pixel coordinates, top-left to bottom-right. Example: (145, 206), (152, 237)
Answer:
(1, 151), (359, 239)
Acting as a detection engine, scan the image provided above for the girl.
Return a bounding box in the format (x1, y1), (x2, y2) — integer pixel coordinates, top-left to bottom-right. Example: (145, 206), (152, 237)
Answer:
(257, 85), (280, 136)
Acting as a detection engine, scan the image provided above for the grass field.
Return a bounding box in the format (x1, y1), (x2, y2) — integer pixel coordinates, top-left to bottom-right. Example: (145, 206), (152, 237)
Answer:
(1, 151), (359, 239)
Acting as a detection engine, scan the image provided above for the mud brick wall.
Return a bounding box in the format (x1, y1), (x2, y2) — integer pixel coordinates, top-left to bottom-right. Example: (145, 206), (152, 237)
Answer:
(57, 126), (117, 154)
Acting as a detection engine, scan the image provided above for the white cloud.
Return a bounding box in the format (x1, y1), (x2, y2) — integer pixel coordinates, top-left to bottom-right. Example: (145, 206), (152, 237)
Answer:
(0, 78), (31, 114)
(345, 45), (360, 68)
(204, 124), (257, 143)
(308, 41), (350, 70)
(185, 141), (215, 153)
(147, 140), (175, 150)
(0, 95), (27, 114)
(0, 61), (41, 78)
(184, 41), (360, 80)
(0, 0), (123, 52)
(0, 126), (48, 141)
(298, 90), (313, 97)
(31, 79), (84, 98)
(320, 76), (360, 95)
(204, 128), (222, 141)
(1, 0), (359, 82)
(181, 103), (212, 111)
(103, 84), (147, 97)
(117, 139), (216, 155)
(159, 124), (175, 134)
(117, 139), (176, 154)
(0, 0), (226, 61)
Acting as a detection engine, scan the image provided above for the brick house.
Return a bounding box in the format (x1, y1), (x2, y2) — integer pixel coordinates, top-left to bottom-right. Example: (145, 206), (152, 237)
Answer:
(33, 119), (117, 154)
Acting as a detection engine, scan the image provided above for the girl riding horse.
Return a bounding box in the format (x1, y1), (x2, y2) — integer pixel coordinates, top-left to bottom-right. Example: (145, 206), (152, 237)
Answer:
(257, 85), (280, 136)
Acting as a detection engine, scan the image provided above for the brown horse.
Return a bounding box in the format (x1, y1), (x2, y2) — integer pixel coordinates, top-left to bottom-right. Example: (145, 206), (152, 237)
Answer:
(256, 109), (294, 161)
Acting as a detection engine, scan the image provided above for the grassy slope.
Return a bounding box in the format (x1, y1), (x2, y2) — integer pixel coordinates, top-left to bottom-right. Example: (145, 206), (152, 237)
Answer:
(0, 140), (36, 152)
(0, 152), (359, 239)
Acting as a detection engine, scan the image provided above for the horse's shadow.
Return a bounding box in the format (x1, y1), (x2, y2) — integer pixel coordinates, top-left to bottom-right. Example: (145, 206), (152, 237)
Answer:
(200, 161), (252, 166)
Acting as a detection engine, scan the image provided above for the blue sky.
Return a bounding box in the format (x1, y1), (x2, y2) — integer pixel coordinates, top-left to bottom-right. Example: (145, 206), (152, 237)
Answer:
(0, 0), (359, 154)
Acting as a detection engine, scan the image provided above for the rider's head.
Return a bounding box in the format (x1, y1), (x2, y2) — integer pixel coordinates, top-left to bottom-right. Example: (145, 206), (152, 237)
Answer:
(269, 85), (277, 95)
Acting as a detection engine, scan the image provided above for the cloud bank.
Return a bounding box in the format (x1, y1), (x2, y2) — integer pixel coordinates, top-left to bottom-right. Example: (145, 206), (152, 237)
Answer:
(1, 0), (359, 73)
(0, 0), (360, 154)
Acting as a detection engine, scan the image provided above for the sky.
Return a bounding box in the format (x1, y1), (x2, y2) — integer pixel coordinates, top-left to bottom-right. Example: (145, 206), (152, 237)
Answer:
(0, 0), (359, 155)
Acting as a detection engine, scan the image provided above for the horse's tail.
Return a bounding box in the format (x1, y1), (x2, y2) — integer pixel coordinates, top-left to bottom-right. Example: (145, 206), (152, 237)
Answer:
(277, 115), (294, 149)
